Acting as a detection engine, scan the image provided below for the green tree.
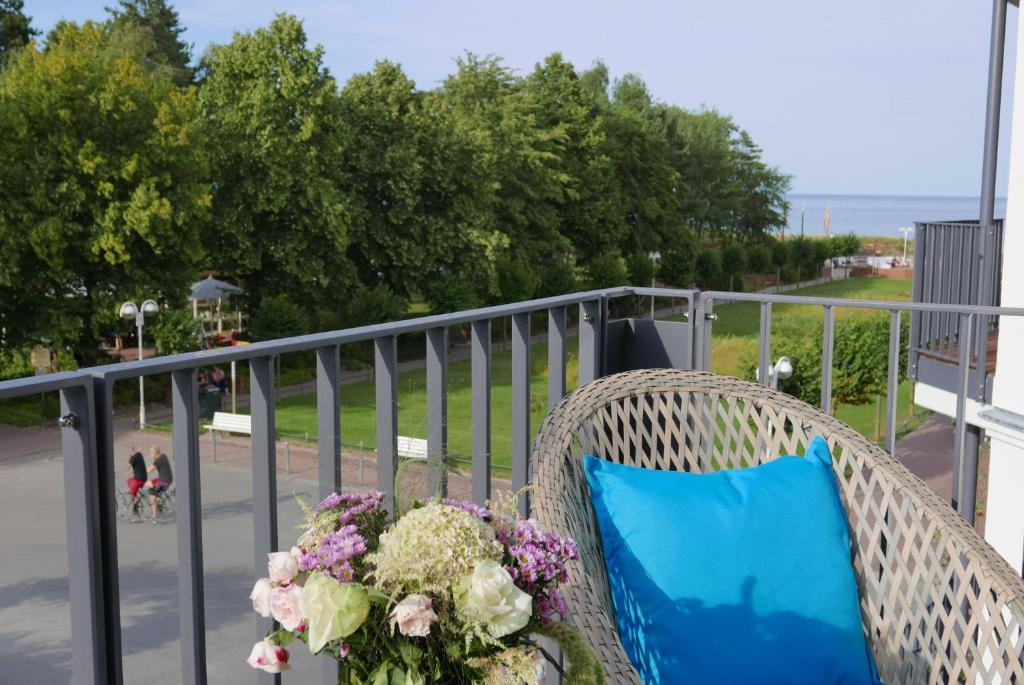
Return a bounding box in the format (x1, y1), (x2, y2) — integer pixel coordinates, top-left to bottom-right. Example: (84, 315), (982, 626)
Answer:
(198, 14), (354, 319)
(106, 0), (193, 84)
(583, 252), (629, 290)
(0, 22), (210, 362)
(746, 244), (772, 273)
(0, 0), (37, 65)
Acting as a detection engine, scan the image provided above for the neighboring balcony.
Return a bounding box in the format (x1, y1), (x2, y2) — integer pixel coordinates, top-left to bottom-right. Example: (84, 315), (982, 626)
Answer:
(909, 219), (1003, 405)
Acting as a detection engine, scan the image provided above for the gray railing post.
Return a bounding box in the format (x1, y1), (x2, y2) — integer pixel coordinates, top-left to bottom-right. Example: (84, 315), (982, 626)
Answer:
(908, 224), (926, 378)
(426, 328), (448, 499)
(821, 305), (835, 414)
(757, 301), (772, 386)
(249, 356), (280, 685)
(471, 320), (492, 505)
(953, 313), (976, 522)
(315, 345), (341, 685)
(171, 369), (207, 685)
(374, 337), (398, 516)
(579, 299), (603, 385)
(547, 307), (567, 411)
(512, 312), (531, 516)
(885, 311), (901, 455)
(90, 375), (124, 684)
(60, 381), (118, 685)
(692, 295), (714, 371)
(316, 346), (342, 500)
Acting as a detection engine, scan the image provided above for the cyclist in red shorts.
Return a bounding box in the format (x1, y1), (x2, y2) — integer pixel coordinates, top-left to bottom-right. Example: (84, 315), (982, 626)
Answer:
(126, 448), (147, 517)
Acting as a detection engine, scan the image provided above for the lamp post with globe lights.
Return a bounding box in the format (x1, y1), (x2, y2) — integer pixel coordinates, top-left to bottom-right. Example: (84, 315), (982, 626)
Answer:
(120, 299), (159, 428)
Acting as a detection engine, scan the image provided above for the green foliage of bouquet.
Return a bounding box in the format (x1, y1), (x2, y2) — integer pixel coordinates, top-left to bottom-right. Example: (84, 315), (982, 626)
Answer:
(247, 490), (602, 685)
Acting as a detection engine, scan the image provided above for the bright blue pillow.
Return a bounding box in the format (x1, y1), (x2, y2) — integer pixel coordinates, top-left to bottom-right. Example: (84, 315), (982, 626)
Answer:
(584, 437), (882, 685)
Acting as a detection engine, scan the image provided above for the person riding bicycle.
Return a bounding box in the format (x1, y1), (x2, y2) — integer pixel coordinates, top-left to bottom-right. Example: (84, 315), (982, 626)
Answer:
(126, 447), (147, 517)
(145, 445), (174, 519)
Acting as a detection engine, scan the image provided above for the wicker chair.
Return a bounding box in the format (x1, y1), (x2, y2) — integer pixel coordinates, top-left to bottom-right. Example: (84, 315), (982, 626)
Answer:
(530, 369), (1024, 684)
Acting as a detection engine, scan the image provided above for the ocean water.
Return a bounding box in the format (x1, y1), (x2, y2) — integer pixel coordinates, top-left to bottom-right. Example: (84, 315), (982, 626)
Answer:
(784, 194), (1008, 238)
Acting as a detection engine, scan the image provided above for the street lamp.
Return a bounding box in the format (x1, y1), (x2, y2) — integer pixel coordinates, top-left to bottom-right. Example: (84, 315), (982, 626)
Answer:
(898, 226), (913, 266)
(120, 299), (159, 428)
(648, 251), (661, 318)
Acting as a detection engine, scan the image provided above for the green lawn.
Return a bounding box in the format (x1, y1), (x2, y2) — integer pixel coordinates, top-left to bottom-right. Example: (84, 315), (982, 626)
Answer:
(162, 277), (926, 473)
(674, 277), (925, 441)
(272, 341), (582, 473)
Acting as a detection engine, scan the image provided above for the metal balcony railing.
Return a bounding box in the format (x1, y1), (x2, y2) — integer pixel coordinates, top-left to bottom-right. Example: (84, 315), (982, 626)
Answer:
(2, 286), (1024, 685)
(909, 220), (1004, 401)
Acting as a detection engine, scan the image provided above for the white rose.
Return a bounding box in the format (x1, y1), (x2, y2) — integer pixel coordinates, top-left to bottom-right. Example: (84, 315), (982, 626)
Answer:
(250, 578), (273, 618)
(268, 550), (299, 585)
(456, 559), (533, 637)
(389, 594), (438, 637)
(270, 583), (305, 631)
(245, 639), (291, 673)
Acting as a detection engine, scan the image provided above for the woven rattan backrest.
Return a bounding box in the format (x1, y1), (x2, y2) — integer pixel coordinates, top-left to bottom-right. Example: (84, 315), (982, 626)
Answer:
(531, 369), (1024, 685)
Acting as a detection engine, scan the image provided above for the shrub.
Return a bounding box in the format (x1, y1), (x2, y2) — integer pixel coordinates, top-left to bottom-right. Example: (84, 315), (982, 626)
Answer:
(626, 252), (657, 287)
(742, 311), (908, 406)
(694, 248), (722, 289)
(251, 295), (311, 341)
(496, 259), (538, 303)
(720, 243), (747, 291)
(660, 235), (699, 287)
(537, 256), (577, 297)
(152, 309), (203, 354)
(583, 252), (629, 289)
(770, 240), (790, 271)
(424, 274), (480, 314)
(746, 244), (772, 273)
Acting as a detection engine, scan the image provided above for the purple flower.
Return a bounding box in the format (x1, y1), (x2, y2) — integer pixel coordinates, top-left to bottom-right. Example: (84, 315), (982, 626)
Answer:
(317, 490), (384, 514)
(442, 498), (492, 520)
(497, 517), (578, 623)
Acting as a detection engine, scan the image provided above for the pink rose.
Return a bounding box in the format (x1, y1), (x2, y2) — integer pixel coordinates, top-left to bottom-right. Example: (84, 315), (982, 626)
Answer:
(250, 578), (273, 618)
(246, 639), (290, 673)
(267, 550), (300, 585)
(270, 583), (305, 632)
(389, 594), (438, 637)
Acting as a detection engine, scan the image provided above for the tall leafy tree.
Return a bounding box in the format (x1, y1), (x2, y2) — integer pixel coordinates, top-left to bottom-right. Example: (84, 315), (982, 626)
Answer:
(0, 21), (210, 362)
(0, 0), (37, 65)
(106, 0), (193, 83)
(197, 14), (354, 315)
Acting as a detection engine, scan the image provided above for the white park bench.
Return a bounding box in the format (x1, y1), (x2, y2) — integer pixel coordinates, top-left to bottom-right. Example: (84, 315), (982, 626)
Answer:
(205, 411), (252, 435)
(204, 412), (251, 462)
(396, 436), (428, 461)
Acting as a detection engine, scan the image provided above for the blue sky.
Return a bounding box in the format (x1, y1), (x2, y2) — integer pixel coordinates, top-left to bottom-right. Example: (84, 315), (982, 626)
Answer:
(27, 0), (1018, 197)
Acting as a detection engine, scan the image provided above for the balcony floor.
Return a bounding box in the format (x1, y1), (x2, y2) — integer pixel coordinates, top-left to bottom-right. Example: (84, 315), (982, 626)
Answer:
(917, 329), (998, 375)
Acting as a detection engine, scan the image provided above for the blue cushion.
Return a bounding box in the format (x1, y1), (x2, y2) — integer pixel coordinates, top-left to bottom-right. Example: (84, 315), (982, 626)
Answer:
(584, 437), (882, 685)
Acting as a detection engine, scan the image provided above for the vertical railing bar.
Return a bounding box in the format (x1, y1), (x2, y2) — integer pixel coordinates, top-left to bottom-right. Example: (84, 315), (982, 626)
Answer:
(684, 296), (696, 370)
(316, 346), (341, 500)
(315, 346), (343, 685)
(171, 369), (207, 685)
(249, 356), (279, 685)
(908, 224), (923, 378)
(975, 224), (993, 400)
(471, 320), (492, 505)
(579, 299), (603, 385)
(374, 336), (398, 516)
(91, 375), (124, 684)
(952, 313), (975, 522)
(925, 227), (937, 350)
(512, 312), (531, 516)
(757, 301), (772, 386)
(547, 307), (567, 411)
(821, 305), (835, 414)
(60, 381), (111, 685)
(885, 310), (901, 455)
(426, 327), (448, 499)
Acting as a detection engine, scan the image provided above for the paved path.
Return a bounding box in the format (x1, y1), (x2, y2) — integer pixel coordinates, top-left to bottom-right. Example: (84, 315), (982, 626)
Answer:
(894, 414), (955, 502)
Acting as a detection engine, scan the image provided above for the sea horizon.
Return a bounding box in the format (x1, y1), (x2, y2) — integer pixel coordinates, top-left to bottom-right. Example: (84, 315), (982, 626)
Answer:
(783, 193), (1008, 238)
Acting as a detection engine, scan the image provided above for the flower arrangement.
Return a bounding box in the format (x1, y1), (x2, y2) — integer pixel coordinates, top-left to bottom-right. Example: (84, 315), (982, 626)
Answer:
(246, 490), (602, 684)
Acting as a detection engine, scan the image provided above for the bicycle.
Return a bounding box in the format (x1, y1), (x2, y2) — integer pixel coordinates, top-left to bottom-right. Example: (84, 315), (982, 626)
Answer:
(115, 483), (176, 523)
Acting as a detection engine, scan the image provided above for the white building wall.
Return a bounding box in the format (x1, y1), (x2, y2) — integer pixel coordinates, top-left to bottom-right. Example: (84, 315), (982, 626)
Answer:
(985, 6), (1024, 573)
